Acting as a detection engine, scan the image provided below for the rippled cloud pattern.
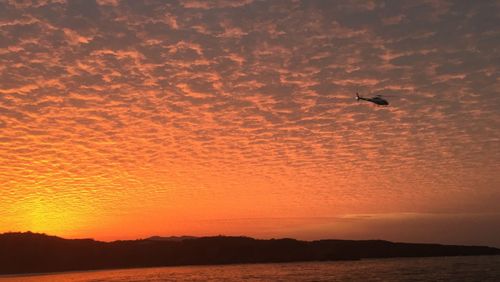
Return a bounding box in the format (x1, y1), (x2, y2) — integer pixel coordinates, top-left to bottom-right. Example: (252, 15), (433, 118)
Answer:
(0, 0), (499, 245)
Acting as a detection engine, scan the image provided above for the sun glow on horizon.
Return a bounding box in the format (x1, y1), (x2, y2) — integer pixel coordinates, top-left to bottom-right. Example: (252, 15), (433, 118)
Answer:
(12, 194), (87, 237)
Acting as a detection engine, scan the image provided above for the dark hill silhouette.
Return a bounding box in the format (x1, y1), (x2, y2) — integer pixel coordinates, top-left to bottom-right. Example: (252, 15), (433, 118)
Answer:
(0, 232), (498, 275)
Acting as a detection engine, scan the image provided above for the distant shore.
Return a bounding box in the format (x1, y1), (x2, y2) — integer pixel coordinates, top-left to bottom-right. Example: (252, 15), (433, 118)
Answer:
(1, 232), (499, 275)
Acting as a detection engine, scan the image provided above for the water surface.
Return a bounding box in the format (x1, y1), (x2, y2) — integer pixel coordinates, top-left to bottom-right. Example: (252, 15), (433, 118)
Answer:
(2, 255), (499, 281)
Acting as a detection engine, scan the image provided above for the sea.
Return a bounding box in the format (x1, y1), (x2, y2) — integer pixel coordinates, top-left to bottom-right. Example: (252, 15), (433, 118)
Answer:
(1, 255), (499, 281)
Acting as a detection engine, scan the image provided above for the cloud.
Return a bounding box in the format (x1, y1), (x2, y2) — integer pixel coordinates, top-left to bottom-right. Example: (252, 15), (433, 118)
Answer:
(0, 0), (498, 242)
(195, 212), (500, 247)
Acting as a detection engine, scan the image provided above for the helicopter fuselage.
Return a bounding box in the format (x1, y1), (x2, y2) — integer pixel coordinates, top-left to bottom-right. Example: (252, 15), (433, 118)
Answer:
(362, 97), (389, 106)
(356, 93), (389, 106)
(357, 96), (389, 105)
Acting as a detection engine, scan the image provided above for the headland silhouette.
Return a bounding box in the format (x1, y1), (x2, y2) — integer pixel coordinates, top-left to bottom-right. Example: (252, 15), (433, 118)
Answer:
(1, 232), (498, 275)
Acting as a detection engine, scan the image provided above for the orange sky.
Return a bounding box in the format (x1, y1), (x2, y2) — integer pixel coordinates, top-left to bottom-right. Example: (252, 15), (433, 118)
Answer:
(1, 0), (499, 247)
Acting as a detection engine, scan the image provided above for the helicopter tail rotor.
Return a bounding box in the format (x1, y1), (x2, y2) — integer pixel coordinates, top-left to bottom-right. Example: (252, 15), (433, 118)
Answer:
(355, 92), (360, 101)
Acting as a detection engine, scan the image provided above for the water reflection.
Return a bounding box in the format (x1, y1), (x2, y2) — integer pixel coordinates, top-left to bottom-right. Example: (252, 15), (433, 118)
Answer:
(2, 256), (499, 282)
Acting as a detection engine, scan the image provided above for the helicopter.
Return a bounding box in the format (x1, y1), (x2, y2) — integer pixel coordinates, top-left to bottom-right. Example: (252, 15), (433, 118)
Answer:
(355, 92), (389, 106)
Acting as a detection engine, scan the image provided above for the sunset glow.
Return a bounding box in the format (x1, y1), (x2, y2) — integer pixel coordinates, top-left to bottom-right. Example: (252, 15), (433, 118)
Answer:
(1, 0), (499, 246)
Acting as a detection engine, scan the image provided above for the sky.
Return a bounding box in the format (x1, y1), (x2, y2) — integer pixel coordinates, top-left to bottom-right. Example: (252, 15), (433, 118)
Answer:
(0, 0), (499, 247)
